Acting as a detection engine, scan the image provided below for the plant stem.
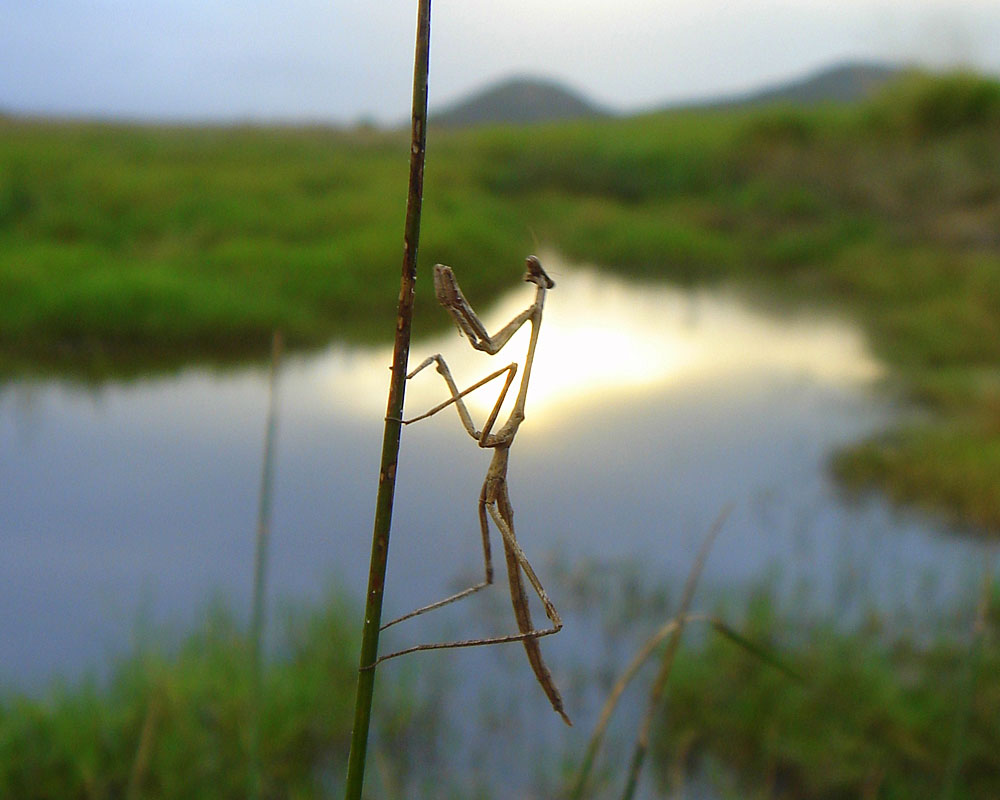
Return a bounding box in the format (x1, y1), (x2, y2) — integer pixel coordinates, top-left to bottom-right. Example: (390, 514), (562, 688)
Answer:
(126, 681), (163, 800)
(249, 330), (283, 800)
(620, 505), (730, 800)
(569, 617), (684, 800)
(941, 572), (992, 800)
(343, 2), (431, 798)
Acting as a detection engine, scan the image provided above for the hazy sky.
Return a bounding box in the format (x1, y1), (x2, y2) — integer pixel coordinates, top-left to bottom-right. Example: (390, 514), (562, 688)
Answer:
(3, 1), (999, 124)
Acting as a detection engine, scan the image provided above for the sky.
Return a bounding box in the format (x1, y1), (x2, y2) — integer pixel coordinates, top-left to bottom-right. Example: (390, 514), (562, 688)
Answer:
(3, 1), (1000, 125)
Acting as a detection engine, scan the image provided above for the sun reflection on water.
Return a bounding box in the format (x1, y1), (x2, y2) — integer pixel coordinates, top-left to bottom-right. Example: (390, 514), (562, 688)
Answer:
(313, 257), (882, 423)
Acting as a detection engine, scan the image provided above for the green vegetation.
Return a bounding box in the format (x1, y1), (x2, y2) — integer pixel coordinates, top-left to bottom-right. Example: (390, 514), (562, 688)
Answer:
(2, 72), (999, 528)
(656, 584), (1000, 799)
(6, 581), (996, 798)
(0, 590), (446, 799)
(0, 123), (412, 371)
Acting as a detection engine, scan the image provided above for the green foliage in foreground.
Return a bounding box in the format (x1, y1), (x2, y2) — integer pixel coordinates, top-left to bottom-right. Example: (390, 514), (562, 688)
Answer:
(2, 583), (996, 799)
(2, 71), (1000, 528)
(657, 588), (1000, 799)
(0, 594), (363, 799)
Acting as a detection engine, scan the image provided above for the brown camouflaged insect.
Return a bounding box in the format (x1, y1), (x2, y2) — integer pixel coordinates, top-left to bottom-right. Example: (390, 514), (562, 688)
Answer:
(378, 255), (570, 726)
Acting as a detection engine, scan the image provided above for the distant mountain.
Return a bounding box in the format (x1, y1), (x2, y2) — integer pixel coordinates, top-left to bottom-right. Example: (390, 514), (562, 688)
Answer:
(428, 62), (907, 129)
(682, 61), (907, 110)
(431, 77), (608, 127)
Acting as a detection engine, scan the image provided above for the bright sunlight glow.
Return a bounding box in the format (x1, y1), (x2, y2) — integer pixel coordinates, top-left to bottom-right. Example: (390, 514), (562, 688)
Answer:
(312, 256), (882, 425)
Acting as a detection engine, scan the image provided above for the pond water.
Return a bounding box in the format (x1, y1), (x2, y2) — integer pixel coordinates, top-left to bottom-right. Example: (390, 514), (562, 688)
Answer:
(1, 258), (995, 796)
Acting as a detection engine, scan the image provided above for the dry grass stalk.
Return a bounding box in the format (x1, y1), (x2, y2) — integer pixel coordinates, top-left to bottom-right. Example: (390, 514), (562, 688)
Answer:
(248, 330), (283, 799)
(568, 506), (730, 799)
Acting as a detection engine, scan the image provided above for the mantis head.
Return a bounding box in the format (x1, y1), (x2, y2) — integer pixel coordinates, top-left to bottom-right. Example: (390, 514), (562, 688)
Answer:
(523, 256), (555, 289)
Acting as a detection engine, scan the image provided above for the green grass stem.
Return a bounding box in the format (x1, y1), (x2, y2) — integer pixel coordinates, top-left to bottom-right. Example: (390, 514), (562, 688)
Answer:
(343, 2), (431, 798)
(941, 573), (993, 799)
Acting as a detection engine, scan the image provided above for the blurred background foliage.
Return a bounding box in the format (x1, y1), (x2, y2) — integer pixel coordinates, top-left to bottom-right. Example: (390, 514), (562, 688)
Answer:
(2, 71), (1000, 797)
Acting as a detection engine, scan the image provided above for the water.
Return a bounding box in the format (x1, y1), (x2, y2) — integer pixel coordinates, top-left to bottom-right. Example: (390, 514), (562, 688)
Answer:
(1, 260), (995, 796)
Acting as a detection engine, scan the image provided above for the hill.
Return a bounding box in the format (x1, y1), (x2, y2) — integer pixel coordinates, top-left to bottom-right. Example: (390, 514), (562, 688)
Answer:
(685, 61), (907, 110)
(427, 61), (905, 128)
(430, 77), (607, 127)
(740, 61), (907, 105)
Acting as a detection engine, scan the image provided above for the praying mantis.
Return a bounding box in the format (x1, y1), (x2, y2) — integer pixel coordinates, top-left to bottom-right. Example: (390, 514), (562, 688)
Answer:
(379, 255), (571, 726)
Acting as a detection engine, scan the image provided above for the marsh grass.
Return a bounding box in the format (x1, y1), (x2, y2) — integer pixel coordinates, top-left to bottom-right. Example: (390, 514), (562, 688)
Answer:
(0, 572), (995, 797)
(568, 511), (729, 800)
(0, 594), (360, 799)
(4, 73), (1000, 526)
(2, 70), (1000, 798)
(653, 582), (1000, 799)
(4, 73), (998, 367)
(568, 507), (800, 800)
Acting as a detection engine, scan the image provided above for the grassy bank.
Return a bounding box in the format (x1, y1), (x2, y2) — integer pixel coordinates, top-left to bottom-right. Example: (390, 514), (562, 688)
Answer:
(3, 582), (996, 798)
(2, 73), (999, 528)
(0, 590), (448, 800)
(656, 584), (1000, 799)
(0, 594), (355, 799)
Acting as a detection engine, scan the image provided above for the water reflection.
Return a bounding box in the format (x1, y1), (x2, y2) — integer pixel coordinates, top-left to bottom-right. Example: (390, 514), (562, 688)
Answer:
(0, 262), (994, 797)
(316, 258), (882, 424)
(0, 262), (983, 690)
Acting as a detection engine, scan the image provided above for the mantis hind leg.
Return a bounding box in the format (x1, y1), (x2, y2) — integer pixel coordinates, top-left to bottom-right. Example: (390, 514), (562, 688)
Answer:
(380, 480), (494, 631)
(374, 487), (572, 731)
